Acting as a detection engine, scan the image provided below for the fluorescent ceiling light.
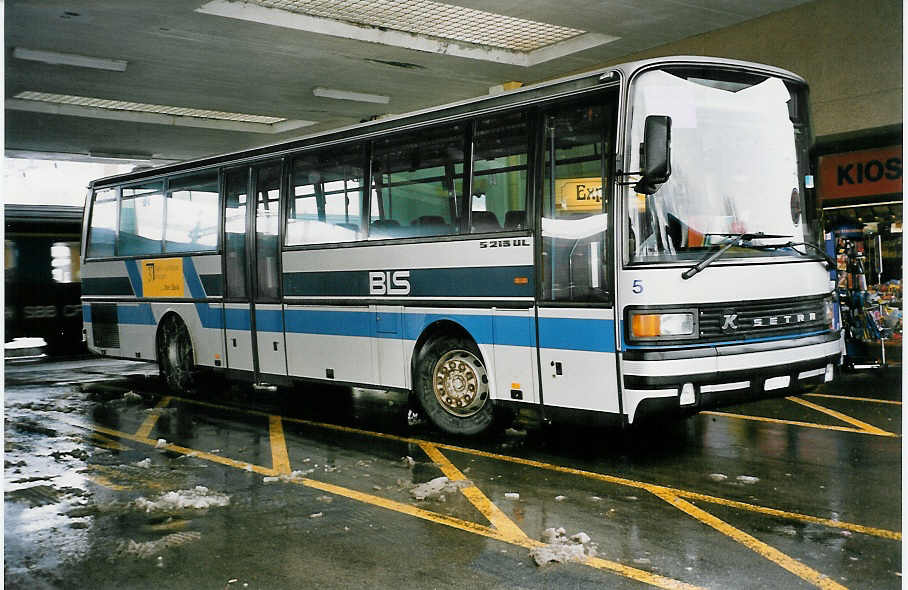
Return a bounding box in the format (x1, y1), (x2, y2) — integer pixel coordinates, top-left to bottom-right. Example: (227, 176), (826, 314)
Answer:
(14, 91), (285, 123)
(13, 47), (128, 72)
(7, 91), (315, 134)
(197, 0), (619, 67)
(254, 0), (584, 52)
(313, 87), (390, 104)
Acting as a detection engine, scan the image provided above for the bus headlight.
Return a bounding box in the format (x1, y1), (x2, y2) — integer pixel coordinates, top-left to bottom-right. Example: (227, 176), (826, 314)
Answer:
(630, 312), (695, 340)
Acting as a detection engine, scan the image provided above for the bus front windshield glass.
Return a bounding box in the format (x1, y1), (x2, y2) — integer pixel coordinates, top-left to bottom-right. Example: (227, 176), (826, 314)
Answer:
(626, 68), (813, 264)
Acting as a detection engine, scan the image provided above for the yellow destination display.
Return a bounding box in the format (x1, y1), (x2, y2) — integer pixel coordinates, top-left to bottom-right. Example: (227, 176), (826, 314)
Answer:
(555, 177), (603, 212)
(141, 258), (185, 297)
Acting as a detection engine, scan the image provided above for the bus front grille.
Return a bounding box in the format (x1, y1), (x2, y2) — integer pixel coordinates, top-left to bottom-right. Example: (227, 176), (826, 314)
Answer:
(698, 295), (828, 342)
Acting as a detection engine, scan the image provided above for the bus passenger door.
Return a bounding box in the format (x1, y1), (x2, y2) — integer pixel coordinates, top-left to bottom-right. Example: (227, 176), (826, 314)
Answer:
(535, 95), (620, 417)
(251, 163), (288, 378)
(223, 168), (254, 372)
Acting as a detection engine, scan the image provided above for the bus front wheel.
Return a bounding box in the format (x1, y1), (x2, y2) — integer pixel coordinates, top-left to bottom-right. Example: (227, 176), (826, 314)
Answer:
(157, 315), (196, 394)
(415, 336), (493, 436)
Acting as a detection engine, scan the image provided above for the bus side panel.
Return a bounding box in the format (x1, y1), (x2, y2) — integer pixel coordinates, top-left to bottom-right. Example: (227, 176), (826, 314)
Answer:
(374, 305), (407, 389)
(82, 259), (140, 358)
(491, 308), (538, 405)
(536, 308), (620, 413)
(284, 305), (376, 385)
(282, 239), (536, 393)
(81, 256), (225, 368)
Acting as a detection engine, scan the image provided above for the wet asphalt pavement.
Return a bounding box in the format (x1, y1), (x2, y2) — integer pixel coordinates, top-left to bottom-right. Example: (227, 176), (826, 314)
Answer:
(4, 357), (902, 589)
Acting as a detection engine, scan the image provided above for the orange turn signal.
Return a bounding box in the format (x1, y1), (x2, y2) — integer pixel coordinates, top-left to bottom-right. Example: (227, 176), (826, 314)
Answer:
(631, 314), (662, 338)
(513, 276), (529, 285)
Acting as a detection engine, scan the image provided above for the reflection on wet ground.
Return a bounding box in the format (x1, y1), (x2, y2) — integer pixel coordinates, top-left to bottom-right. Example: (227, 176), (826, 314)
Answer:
(4, 358), (902, 589)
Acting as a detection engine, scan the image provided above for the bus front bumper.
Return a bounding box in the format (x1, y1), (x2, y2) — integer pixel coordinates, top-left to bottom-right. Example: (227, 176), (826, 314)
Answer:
(621, 332), (843, 424)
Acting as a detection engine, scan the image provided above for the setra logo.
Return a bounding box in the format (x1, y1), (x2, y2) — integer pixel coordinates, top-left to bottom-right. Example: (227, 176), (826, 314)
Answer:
(369, 270), (411, 295)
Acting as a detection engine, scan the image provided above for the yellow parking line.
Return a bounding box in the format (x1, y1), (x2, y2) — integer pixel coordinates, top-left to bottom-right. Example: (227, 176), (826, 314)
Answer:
(289, 473), (701, 590)
(88, 431), (133, 451)
(419, 444), (703, 588)
(420, 442), (530, 544)
(135, 396), (172, 439)
(700, 410), (890, 436)
(67, 417), (701, 590)
(787, 396), (897, 437)
(664, 488), (901, 541)
(652, 489), (847, 590)
(164, 395), (901, 540)
(804, 393), (901, 406)
(268, 415), (292, 475)
(82, 473), (130, 491)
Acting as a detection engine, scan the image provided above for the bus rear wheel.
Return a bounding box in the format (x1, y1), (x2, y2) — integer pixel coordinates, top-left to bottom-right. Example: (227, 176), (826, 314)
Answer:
(157, 315), (196, 394)
(415, 336), (493, 436)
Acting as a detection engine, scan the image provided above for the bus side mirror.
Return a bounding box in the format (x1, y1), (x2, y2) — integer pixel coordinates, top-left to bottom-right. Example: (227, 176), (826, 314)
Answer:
(634, 115), (672, 195)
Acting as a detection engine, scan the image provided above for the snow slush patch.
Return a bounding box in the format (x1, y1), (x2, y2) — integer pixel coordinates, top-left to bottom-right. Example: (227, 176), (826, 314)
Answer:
(531, 527), (597, 566)
(121, 391), (142, 403)
(409, 476), (471, 501)
(116, 531), (201, 558)
(133, 486), (230, 513)
(736, 475), (760, 485)
(708, 473), (728, 482)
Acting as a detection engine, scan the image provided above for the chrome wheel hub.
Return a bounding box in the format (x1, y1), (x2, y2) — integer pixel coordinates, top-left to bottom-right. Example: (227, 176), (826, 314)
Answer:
(432, 349), (488, 417)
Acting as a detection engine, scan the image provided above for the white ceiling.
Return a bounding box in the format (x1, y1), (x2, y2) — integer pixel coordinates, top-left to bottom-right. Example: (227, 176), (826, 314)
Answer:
(5, 0), (812, 164)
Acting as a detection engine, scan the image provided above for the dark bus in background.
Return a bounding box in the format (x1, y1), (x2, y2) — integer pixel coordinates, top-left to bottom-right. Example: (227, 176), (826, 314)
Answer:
(5, 204), (86, 357)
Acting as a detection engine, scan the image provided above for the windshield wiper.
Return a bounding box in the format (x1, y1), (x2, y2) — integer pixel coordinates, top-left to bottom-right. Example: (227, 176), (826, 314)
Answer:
(681, 232), (790, 280)
(750, 241), (837, 270)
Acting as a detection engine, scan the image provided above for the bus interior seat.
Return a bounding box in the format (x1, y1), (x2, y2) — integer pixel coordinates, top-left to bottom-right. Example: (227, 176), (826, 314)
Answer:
(370, 218), (403, 238)
(504, 210), (526, 230)
(414, 215), (445, 226)
(471, 211), (500, 233)
(413, 215), (449, 235)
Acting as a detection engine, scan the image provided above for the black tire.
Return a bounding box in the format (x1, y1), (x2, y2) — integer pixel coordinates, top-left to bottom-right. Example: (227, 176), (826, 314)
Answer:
(156, 314), (196, 394)
(414, 335), (494, 436)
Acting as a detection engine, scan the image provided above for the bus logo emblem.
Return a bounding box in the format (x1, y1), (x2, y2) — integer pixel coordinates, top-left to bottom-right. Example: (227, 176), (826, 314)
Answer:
(721, 313), (739, 332)
(369, 270), (411, 295)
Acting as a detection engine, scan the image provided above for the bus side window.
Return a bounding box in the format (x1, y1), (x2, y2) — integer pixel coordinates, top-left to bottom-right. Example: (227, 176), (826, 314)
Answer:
(471, 110), (529, 234)
(118, 182), (164, 257)
(541, 96), (616, 303)
(287, 143), (366, 246)
(86, 187), (117, 258)
(369, 123), (465, 239)
(223, 169), (248, 299)
(164, 171), (219, 253)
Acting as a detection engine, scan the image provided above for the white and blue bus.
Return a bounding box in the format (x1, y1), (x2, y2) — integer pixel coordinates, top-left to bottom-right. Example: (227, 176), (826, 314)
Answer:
(81, 56), (841, 435)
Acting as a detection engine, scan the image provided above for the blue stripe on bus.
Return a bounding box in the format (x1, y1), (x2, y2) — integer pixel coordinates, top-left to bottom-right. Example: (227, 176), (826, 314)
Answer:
(255, 309), (284, 332)
(183, 258), (222, 329)
(124, 260), (143, 298)
(538, 317), (615, 352)
(83, 304), (91, 323)
(225, 308), (251, 331)
(282, 309), (613, 352)
(117, 303), (155, 325)
(285, 309), (373, 338)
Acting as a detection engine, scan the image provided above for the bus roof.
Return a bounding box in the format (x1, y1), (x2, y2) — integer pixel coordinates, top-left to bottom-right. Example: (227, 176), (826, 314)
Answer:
(90, 55), (805, 188)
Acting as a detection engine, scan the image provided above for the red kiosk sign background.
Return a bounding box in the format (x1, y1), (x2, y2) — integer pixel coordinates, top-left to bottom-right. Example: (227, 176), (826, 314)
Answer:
(818, 145), (902, 201)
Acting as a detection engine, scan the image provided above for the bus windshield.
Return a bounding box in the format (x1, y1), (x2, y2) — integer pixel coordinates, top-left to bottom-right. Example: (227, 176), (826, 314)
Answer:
(626, 67), (813, 264)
